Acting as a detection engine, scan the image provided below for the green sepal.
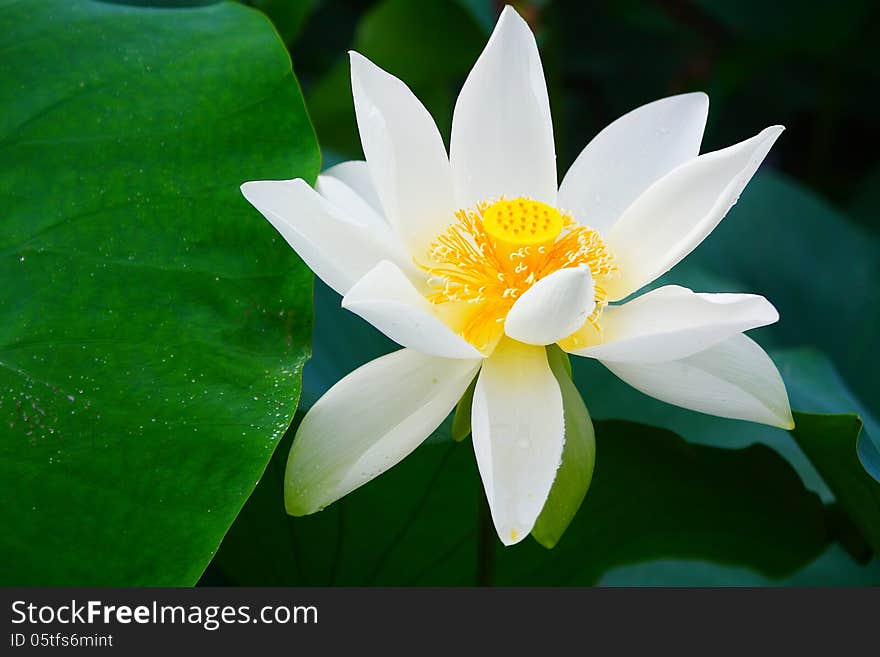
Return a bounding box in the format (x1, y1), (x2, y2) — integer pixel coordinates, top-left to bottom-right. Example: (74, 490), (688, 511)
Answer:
(452, 375), (478, 442)
(531, 345), (596, 549)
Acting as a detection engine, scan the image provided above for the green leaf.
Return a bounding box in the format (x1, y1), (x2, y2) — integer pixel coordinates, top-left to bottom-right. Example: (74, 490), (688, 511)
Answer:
(848, 164), (880, 233)
(531, 346), (595, 549)
(859, 436), (880, 488)
(778, 349), (880, 484)
(599, 546), (880, 585)
(210, 416), (827, 585)
(0, 0), (318, 584)
(100, 1), (221, 6)
(790, 412), (880, 554)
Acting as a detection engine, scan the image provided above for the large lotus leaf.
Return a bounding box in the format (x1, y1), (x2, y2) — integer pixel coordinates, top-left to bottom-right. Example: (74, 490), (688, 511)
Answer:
(0, 0), (318, 584)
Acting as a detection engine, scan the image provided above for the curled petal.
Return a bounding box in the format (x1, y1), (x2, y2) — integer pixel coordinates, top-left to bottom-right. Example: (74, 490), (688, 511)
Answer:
(505, 266), (595, 346)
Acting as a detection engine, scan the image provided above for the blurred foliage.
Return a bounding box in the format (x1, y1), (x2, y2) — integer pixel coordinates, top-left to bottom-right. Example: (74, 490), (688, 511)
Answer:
(301, 0), (486, 158)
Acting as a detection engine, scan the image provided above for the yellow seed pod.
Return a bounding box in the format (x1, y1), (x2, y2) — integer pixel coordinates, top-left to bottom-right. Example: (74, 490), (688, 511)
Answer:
(481, 197), (564, 248)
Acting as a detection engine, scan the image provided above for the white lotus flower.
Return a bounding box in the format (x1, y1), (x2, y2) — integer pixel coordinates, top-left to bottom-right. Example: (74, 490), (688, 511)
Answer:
(241, 5), (793, 546)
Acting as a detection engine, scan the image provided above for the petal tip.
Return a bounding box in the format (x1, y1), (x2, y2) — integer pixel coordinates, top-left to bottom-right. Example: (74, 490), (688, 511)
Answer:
(766, 396), (794, 430)
(499, 4), (519, 20)
(348, 50), (364, 73)
(677, 90), (709, 109)
(765, 125), (786, 140)
(496, 4), (531, 35)
(779, 411), (796, 431)
(348, 50), (375, 78)
(239, 179), (274, 207)
(499, 524), (528, 546)
(283, 499), (310, 517)
(750, 295), (780, 326)
(284, 447), (320, 517)
(283, 482), (318, 517)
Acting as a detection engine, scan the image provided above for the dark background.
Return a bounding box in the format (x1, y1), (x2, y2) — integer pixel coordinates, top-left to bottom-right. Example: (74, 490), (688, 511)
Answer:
(274, 0), (880, 233)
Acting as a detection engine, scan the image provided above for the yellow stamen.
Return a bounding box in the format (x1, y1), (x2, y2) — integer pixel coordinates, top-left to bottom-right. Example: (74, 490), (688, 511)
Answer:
(420, 196), (617, 351)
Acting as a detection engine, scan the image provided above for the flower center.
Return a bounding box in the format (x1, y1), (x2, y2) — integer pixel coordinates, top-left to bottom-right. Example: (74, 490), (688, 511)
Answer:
(481, 198), (564, 249)
(421, 197), (616, 351)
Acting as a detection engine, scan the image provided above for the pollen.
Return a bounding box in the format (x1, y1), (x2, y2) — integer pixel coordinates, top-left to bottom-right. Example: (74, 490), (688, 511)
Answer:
(420, 197), (617, 351)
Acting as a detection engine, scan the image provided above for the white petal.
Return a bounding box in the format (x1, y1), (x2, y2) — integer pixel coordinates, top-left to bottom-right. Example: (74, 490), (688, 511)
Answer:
(342, 261), (484, 359)
(471, 339), (565, 545)
(350, 52), (456, 255)
(504, 266), (595, 346)
(286, 349), (481, 515)
(558, 93), (708, 234)
(316, 160), (386, 230)
(565, 285), (779, 363)
(450, 6), (556, 208)
(602, 333), (794, 428)
(605, 126), (784, 300)
(241, 178), (409, 296)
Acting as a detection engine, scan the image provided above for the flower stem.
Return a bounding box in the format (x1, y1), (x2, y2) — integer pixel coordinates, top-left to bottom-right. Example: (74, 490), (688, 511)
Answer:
(476, 485), (495, 586)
